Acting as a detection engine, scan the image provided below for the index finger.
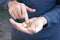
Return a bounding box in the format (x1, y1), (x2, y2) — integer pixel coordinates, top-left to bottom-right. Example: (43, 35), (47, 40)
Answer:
(21, 4), (29, 21)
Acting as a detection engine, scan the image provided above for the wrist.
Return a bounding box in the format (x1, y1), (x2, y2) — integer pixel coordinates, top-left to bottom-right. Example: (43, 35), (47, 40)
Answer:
(38, 16), (47, 25)
(8, 1), (18, 8)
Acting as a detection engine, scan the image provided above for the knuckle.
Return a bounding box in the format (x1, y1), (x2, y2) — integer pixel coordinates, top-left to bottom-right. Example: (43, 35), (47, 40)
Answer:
(32, 30), (37, 33)
(20, 3), (25, 6)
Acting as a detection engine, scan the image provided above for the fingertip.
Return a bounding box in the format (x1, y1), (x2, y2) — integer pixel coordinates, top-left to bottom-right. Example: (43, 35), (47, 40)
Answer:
(9, 18), (12, 22)
(33, 9), (36, 12)
(9, 18), (16, 24)
(9, 19), (13, 23)
(25, 20), (29, 23)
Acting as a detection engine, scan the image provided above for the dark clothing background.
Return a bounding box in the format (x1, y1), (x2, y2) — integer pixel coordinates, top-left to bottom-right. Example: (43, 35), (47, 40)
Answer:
(56, 0), (60, 5)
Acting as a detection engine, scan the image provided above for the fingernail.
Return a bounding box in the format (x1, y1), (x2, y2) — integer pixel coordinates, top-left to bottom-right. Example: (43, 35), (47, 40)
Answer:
(33, 9), (36, 12)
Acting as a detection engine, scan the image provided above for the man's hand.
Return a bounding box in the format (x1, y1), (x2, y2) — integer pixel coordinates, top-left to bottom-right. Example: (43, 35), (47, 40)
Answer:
(9, 17), (47, 35)
(9, 18), (33, 34)
(27, 17), (47, 34)
(8, 1), (36, 21)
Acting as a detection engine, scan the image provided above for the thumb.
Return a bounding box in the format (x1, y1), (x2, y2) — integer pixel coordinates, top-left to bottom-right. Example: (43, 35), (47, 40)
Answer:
(9, 18), (26, 27)
(26, 6), (36, 13)
(9, 19), (16, 25)
(9, 18), (20, 27)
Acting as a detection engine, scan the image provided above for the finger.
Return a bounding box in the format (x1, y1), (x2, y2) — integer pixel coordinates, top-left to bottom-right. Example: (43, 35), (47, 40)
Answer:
(13, 7), (20, 19)
(9, 7), (19, 19)
(26, 6), (36, 13)
(9, 18), (21, 28)
(9, 19), (32, 34)
(22, 22), (27, 28)
(9, 7), (17, 19)
(9, 18), (24, 30)
(21, 4), (29, 21)
(17, 5), (22, 18)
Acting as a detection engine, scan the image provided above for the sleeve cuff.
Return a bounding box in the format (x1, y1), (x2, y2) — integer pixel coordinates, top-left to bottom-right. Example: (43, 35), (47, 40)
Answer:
(43, 13), (52, 28)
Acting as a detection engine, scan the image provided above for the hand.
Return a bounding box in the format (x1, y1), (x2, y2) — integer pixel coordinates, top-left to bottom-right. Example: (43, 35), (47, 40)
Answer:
(9, 17), (47, 34)
(8, 1), (36, 21)
(26, 17), (44, 34)
(26, 17), (47, 34)
(9, 18), (33, 34)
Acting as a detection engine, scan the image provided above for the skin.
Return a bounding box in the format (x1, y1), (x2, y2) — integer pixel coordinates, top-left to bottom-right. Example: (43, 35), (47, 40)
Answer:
(8, 1), (36, 21)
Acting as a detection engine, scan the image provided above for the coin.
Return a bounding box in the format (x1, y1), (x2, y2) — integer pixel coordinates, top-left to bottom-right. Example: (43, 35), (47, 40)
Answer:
(26, 22), (32, 28)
